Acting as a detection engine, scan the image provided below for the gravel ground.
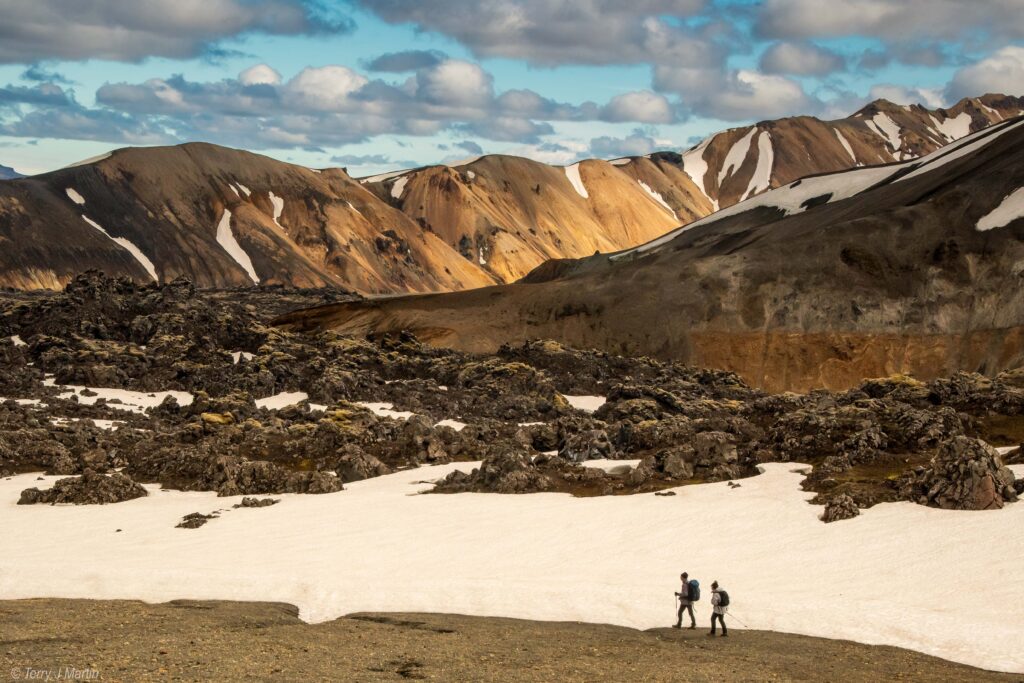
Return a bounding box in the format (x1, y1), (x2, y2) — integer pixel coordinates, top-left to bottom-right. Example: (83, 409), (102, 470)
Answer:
(1, 599), (1018, 682)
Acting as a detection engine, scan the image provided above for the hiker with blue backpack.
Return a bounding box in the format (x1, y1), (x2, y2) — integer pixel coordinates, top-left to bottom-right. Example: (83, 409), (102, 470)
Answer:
(673, 572), (699, 629)
(709, 581), (730, 637)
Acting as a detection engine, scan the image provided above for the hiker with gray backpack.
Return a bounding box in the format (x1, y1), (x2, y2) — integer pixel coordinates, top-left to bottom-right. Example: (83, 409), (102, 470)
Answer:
(709, 581), (730, 637)
(673, 572), (699, 629)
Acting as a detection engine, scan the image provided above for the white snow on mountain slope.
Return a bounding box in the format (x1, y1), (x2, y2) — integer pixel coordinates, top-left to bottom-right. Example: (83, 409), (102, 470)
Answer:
(741, 132), (773, 201)
(834, 129), (857, 164)
(682, 134), (716, 208)
(62, 153), (111, 169)
(65, 188), (85, 205)
(215, 209), (260, 285)
(82, 216), (158, 282)
(898, 118), (1024, 183)
(620, 116), (1024, 260)
(608, 157), (632, 166)
(617, 164), (900, 259)
(935, 112), (972, 141)
(229, 184), (240, 198)
(3, 462), (1023, 673)
(345, 201), (363, 218)
(977, 187), (1024, 231)
(360, 169), (409, 184)
(637, 180), (677, 219)
(236, 183), (251, 197)
(978, 101), (1001, 119)
(391, 175), (409, 200)
(268, 192), (284, 228)
(564, 163), (589, 199)
(866, 113), (902, 156)
(718, 128), (756, 185)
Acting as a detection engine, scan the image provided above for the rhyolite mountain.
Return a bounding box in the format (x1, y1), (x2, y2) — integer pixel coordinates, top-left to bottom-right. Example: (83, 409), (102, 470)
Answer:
(0, 94), (1020, 292)
(276, 114), (1024, 392)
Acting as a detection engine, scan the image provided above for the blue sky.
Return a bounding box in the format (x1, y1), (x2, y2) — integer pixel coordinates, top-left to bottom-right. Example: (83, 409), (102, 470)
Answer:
(0, 0), (1021, 176)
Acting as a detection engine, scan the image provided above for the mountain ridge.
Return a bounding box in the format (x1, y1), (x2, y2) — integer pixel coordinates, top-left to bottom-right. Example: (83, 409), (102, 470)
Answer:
(0, 93), (1020, 292)
(275, 114), (1024, 391)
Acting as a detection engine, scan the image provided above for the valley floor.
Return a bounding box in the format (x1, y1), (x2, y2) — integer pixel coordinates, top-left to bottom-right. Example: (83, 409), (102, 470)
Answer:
(1, 599), (1015, 683)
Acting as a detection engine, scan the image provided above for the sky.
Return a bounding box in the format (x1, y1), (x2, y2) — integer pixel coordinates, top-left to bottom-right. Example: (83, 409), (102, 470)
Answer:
(0, 0), (1022, 177)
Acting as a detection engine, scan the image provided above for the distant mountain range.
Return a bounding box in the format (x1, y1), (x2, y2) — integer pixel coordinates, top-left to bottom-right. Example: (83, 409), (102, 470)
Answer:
(278, 112), (1024, 392)
(0, 93), (1021, 291)
(0, 165), (22, 180)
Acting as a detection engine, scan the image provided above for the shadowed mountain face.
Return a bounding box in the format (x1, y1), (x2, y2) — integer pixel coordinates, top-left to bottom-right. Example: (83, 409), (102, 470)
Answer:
(1, 95), (1020, 292)
(276, 116), (1024, 392)
(0, 165), (21, 180)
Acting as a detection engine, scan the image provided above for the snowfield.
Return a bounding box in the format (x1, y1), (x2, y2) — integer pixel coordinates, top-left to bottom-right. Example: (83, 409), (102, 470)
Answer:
(564, 163), (589, 199)
(215, 209), (260, 285)
(82, 216), (159, 283)
(1, 462), (1023, 673)
(977, 187), (1024, 231)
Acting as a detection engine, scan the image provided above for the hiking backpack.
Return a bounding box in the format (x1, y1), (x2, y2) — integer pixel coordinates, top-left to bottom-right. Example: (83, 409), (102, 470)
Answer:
(718, 590), (730, 607)
(688, 579), (700, 601)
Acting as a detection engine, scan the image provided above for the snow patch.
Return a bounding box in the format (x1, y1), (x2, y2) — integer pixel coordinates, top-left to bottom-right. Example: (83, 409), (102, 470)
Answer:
(580, 459), (640, 474)
(360, 169), (409, 184)
(255, 391), (309, 410)
(637, 180), (677, 220)
(935, 112), (972, 141)
(564, 163), (589, 199)
(717, 128), (756, 186)
(81, 216), (158, 282)
(741, 131), (773, 201)
(833, 129), (857, 164)
(63, 152), (111, 169)
(215, 209), (260, 285)
(562, 395), (606, 413)
(48, 381), (192, 414)
(390, 175), (409, 200)
(268, 192), (284, 228)
(357, 402), (415, 420)
(867, 113), (902, 154)
(977, 187), (1024, 232)
(478, 248), (487, 266)
(608, 157), (632, 166)
(682, 134), (717, 209)
(236, 183), (251, 197)
(435, 419), (468, 432)
(65, 188), (85, 205)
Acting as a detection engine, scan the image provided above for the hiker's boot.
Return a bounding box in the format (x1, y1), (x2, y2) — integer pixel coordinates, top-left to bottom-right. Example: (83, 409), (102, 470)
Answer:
(688, 624), (696, 630)
(672, 624), (681, 629)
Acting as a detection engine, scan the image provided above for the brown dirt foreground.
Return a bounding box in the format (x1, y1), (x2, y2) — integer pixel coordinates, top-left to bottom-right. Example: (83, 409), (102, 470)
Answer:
(2, 600), (1020, 683)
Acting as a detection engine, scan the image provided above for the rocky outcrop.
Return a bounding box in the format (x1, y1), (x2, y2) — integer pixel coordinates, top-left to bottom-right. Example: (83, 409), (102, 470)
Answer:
(434, 449), (556, 494)
(898, 437), (1018, 510)
(18, 470), (147, 505)
(821, 494), (860, 523)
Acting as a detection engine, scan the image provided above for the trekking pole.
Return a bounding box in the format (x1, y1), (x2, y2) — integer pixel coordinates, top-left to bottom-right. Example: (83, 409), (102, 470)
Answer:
(727, 611), (749, 628)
